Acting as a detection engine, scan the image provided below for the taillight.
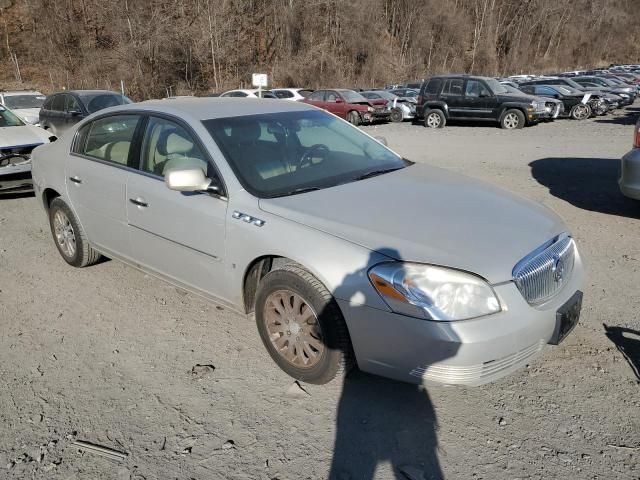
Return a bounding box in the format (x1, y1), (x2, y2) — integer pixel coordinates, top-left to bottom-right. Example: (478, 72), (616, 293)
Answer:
(634, 123), (640, 148)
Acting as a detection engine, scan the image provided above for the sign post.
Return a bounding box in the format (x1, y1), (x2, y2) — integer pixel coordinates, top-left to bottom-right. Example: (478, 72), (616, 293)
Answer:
(252, 73), (268, 97)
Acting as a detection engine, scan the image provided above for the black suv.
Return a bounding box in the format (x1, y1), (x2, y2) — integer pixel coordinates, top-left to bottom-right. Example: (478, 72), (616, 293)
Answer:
(40, 90), (131, 137)
(417, 75), (548, 129)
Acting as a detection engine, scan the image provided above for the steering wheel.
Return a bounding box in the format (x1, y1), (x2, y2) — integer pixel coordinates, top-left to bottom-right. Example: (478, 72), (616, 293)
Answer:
(299, 144), (329, 170)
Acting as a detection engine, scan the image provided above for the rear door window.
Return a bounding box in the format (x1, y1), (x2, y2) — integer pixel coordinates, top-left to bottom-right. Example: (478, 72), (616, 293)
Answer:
(308, 91), (325, 101)
(81, 115), (141, 167)
(442, 79), (464, 96)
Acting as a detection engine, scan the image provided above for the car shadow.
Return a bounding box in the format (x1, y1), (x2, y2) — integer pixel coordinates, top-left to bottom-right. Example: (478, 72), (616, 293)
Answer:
(327, 248), (458, 480)
(529, 157), (640, 219)
(594, 109), (639, 125)
(604, 324), (640, 382)
(0, 191), (35, 200)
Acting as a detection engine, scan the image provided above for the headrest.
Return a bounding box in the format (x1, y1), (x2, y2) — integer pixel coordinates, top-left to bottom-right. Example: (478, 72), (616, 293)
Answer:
(164, 132), (194, 155)
(229, 122), (261, 144)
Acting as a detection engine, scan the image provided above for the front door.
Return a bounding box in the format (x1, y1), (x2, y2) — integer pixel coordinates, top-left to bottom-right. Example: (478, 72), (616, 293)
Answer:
(463, 79), (498, 119)
(126, 116), (229, 300)
(65, 113), (142, 259)
(325, 91), (347, 118)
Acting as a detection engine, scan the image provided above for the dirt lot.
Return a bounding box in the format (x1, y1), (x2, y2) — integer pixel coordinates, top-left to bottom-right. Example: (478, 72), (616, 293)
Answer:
(1, 108), (639, 480)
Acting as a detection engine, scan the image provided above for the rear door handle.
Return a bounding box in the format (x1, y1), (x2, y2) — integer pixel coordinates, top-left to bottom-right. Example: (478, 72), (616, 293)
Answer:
(129, 197), (149, 208)
(69, 176), (82, 184)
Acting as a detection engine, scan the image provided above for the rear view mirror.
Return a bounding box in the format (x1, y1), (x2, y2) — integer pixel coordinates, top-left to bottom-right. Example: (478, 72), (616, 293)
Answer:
(165, 167), (213, 192)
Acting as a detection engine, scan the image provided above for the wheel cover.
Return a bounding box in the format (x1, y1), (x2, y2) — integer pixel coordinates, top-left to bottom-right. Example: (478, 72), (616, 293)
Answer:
(53, 210), (76, 258)
(574, 105), (588, 119)
(426, 112), (441, 127)
(264, 290), (325, 368)
(503, 112), (519, 129)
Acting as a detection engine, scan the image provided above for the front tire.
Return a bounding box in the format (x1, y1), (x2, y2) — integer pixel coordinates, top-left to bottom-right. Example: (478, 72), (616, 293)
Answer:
(500, 109), (525, 129)
(255, 263), (354, 384)
(570, 103), (591, 120)
(48, 198), (101, 267)
(347, 111), (360, 126)
(390, 108), (403, 123)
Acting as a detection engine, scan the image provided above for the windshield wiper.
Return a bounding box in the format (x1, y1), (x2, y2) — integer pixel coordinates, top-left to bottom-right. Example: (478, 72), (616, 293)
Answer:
(270, 186), (321, 198)
(352, 167), (403, 181)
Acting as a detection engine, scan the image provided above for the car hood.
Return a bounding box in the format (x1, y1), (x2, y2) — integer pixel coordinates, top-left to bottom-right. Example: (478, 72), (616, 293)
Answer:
(10, 108), (40, 124)
(259, 164), (567, 284)
(497, 93), (536, 102)
(0, 124), (51, 148)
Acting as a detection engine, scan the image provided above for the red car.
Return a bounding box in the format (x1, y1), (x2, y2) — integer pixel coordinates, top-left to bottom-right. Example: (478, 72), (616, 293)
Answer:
(303, 89), (391, 125)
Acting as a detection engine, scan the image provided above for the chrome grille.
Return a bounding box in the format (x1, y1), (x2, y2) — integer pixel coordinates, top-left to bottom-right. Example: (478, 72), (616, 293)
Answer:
(513, 234), (575, 305)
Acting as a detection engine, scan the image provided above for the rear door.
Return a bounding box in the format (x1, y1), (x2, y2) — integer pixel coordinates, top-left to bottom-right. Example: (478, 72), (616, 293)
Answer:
(304, 90), (326, 110)
(439, 78), (466, 119)
(66, 114), (143, 259)
(126, 115), (229, 299)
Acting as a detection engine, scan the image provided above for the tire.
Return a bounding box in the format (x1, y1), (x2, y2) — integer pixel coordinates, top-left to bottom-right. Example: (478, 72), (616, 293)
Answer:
(500, 109), (525, 129)
(48, 198), (101, 267)
(255, 263), (354, 384)
(390, 108), (403, 123)
(423, 109), (446, 128)
(347, 111), (360, 126)
(570, 103), (591, 120)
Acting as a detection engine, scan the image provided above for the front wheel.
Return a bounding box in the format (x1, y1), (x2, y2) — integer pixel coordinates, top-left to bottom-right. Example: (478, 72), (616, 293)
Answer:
(570, 103), (591, 120)
(390, 108), (403, 123)
(48, 198), (101, 267)
(347, 111), (360, 126)
(500, 109), (525, 129)
(255, 263), (354, 384)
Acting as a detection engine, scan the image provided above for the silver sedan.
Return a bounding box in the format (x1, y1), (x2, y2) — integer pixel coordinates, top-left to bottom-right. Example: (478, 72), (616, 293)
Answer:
(620, 117), (640, 200)
(31, 98), (585, 386)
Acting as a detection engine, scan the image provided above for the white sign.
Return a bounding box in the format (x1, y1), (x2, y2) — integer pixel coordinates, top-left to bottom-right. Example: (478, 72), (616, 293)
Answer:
(252, 73), (268, 87)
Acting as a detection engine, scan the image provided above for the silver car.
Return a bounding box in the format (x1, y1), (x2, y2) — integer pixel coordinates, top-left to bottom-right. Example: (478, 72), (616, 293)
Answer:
(31, 98), (585, 386)
(620, 116), (640, 200)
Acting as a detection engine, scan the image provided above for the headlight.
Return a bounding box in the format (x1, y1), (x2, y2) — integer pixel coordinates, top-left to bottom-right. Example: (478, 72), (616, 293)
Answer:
(367, 106), (375, 112)
(368, 262), (501, 321)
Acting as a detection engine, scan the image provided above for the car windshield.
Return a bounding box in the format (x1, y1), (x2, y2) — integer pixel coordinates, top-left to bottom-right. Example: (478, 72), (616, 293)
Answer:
(84, 94), (132, 113)
(0, 107), (25, 127)
(555, 86), (573, 95)
(485, 79), (509, 95)
(369, 91), (396, 100)
(563, 78), (584, 89)
(203, 110), (409, 198)
(3, 94), (45, 109)
(339, 91), (368, 103)
(503, 85), (522, 94)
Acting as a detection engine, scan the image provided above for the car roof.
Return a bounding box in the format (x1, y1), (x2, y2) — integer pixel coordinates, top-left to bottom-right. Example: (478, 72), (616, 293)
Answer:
(50, 90), (123, 97)
(114, 97), (313, 121)
(2, 90), (43, 96)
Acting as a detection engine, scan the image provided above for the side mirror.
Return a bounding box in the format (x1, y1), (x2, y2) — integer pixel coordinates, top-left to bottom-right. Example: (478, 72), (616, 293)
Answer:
(334, 98), (343, 103)
(68, 110), (82, 117)
(479, 91), (490, 98)
(373, 136), (388, 146)
(165, 167), (218, 193)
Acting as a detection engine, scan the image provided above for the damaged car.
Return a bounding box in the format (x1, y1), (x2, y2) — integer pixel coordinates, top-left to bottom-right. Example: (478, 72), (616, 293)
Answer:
(0, 106), (54, 193)
(361, 90), (416, 122)
(303, 89), (391, 125)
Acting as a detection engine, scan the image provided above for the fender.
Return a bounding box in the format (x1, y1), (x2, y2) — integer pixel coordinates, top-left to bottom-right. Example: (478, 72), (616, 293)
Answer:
(423, 101), (450, 119)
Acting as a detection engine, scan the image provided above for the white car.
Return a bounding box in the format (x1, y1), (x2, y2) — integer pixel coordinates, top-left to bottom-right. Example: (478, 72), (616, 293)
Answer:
(271, 88), (314, 101)
(220, 89), (277, 99)
(0, 106), (53, 193)
(0, 90), (46, 125)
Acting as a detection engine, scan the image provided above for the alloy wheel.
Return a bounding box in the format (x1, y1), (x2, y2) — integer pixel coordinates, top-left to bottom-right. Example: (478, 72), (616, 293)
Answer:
(426, 112), (441, 128)
(503, 112), (519, 129)
(573, 104), (589, 120)
(264, 290), (325, 368)
(53, 210), (76, 258)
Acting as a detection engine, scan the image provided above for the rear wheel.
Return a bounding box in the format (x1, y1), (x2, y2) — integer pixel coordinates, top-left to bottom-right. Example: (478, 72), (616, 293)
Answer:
(424, 109), (446, 128)
(570, 103), (591, 120)
(255, 263), (354, 384)
(347, 111), (360, 126)
(390, 108), (403, 123)
(500, 109), (525, 129)
(48, 198), (101, 267)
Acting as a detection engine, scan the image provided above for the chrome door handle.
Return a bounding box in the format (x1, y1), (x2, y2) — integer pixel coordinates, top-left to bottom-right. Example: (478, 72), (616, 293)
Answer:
(69, 176), (82, 184)
(129, 197), (149, 208)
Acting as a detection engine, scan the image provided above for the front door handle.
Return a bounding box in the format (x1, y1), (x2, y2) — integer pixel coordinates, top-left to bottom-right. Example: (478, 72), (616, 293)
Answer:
(129, 197), (149, 208)
(69, 176), (82, 184)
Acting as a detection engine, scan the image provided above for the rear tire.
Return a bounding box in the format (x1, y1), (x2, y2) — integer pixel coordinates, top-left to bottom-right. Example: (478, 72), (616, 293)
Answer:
(48, 198), (101, 267)
(255, 263), (354, 385)
(347, 111), (360, 126)
(500, 109), (525, 129)
(424, 109), (446, 128)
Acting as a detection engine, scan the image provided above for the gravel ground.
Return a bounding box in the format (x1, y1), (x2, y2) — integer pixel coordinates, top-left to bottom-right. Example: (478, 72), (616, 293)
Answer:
(1, 107), (639, 480)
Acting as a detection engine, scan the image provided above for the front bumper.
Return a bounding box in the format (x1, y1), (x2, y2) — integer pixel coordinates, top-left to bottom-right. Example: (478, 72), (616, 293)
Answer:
(339, 249), (585, 386)
(363, 111), (392, 123)
(0, 163), (32, 193)
(620, 147), (640, 200)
